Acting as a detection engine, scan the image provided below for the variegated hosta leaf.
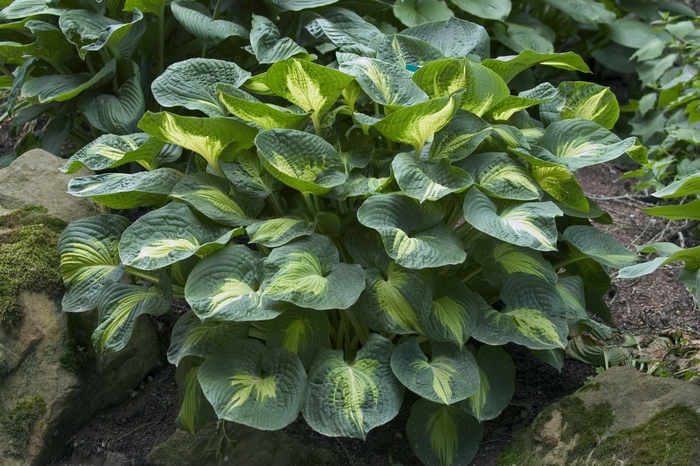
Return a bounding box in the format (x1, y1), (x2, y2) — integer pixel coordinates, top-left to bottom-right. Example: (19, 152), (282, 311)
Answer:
(198, 339), (307, 430)
(255, 129), (346, 195)
(168, 310), (251, 365)
(482, 50), (590, 84)
(423, 276), (479, 346)
(562, 225), (641, 269)
(472, 274), (568, 350)
(248, 14), (312, 64)
(530, 164), (589, 212)
(393, 0), (454, 28)
(220, 151), (280, 200)
(358, 193), (465, 269)
(58, 214), (129, 313)
(171, 1), (248, 46)
(264, 58), (354, 117)
(537, 119), (636, 172)
(217, 84), (310, 130)
(391, 338), (480, 404)
(262, 234), (365, 310)
(407, 399), (483, 466)
(540, 82), (619, 129)
(266, 307), (330, 370)
(303, 334), (403, 439)
(93, 272), (172, 354)
(353, 260), (432, 334)
(151, 59), (252, 117)
(473, 238), (558, 288)
(401, 17), (489, 59)
(556, 276), (587, 319)
(22, 58), (116, 104)
(374, 93), (460, 153)
(344, 221), (389, 270)
(138, 111), (258, 170)
(337, 53), (427, 109)
(67, 168), (184, 209)
(170, 173), (252, 227)
(119, 202), (238, 270)
(619, 243), (700, 279)
(651, 173), (700, 199)
(413, 59), (509, 117)
(457, 152), (541, 201)
(61, 133), (148, 173)
(392, 153), (473, 203)
(488, 82), (558, 121)
(463, 189), (561, 251)
(464, 344), (515, 421)
(305, 7), (381, 48)
(428, 110), (492, 162)
(324, 169), (392, 201)
(247, 213), (316, 248)
(369, 33), (444, 68)
(175, 358), (215, 435)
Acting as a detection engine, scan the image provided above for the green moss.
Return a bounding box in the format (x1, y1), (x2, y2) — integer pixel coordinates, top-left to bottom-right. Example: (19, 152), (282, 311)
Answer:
(591, 405), (700, 465)
(0, 396), (47, 447)
(0, 206), (66, 326)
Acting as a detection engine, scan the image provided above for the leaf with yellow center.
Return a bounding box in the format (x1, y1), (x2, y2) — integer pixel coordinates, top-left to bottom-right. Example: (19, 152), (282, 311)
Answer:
(266, 307), (330, 370)
(423, 276), (479, 346)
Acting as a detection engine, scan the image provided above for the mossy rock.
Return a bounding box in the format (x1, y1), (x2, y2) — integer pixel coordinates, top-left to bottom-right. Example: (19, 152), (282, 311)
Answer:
(498, 366), (700, 466)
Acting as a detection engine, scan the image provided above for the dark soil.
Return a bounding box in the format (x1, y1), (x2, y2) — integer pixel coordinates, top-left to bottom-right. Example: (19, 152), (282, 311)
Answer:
(28, 144), (698, 466)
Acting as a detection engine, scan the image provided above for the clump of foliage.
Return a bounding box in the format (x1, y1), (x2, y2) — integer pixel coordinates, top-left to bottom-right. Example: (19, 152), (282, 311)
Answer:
(56, 9), (651, 463)
(0, 206), (66, 326)
(0, 396), (47, 448)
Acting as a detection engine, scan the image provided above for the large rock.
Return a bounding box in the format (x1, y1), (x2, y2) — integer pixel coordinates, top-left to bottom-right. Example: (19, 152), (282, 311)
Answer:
(146, 421), (335, 466)
(498, 366), (700, 465)
(0, 149), (101, 223)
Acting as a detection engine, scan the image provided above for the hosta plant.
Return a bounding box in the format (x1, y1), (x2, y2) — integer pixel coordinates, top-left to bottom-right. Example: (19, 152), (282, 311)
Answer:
(58, 15), (648, 466)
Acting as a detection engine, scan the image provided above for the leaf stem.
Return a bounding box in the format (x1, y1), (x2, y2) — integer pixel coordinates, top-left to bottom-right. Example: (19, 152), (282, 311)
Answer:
(461, 265), (483, 283)
(302, 192), (317, 215)
(0, 65), (13, 78)
(124, 266), (185, 297)
(552, 255), (585, 271)
(311, 112), (322, 136)
(344, 308), (368, 345)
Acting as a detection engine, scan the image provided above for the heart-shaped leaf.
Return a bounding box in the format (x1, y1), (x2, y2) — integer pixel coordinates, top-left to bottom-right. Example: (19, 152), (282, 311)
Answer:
(170, 173), (252, 227)
(220, 151), (280, 201)
(175, 358), (215, 435)
(58, 214), (129, 313)
(488, 82), (558, 121)
(424, 276), (479, 346)
(248, 14), (311, 63)
(369, 33), (444, 67)
(482, 50), (590, 83)
(22, 58), (116, 103)
(199, 339), (307, 430)
(266, 306), (330, 370)
(171, 1), (248, 46)
(305, 7), (380, 47)
(428, 110), (492, 161)
(82, 9), (146, 59)
(303, 334), (403, 439)
(458, 152), (541, 201)
(401, 17), (489, 59)
(464, 344), (515, 421)
(451, 0), (511, 21)
(562, 225), (641, 269)
(393, 153), (473, 202)
(393, 0), (454, 28)
(473, 238), (558, 287)
(59, 9), (118, 59)
(247, 214), (316, 248)
(540, 82), (619, 129)
(493, 20), (554, 54)
(217, 84), (310, 130)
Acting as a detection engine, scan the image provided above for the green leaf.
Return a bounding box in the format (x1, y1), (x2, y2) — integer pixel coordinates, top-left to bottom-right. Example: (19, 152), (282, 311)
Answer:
(540, 0), (615, 25)
(93, 273), (172, 354)
(247, 214), (316, 248)
(393, 153), (473, 202)
(562, 225), (641, 269)
(413, 59), (509, 117)
(175, 359), (215, 435)
(220, 151), (280, 200)
(151, 59), (251, 117)
(538, 119), (637, 172)
(642, 200), (700, 220)
(457, 152), (541, 201)
(22, 58), (116, 104)
(264, 58), (354, 117)
(472, 274), (567, 350)
(369, 33), (444, 67)
(407, 399), (483, 466)
(170, 173), (252, 227)
(603, 18), (657, 49)
(474, 237), (558, 288)
(358, 194), (466, 269)
(374, 94), (460, 153)
(0, 0), (63, 20)
(199, 339), (307, 430)
(556, 276), (587, 319)
(338, 54), (427, 108)
(138, 111), (258, 171)
(265, 0), (338, 12)
(401, 17), (489, 59)
(463, 189), (562, 251)
(482, 50), (590, 84)
(493, 21), (553, 54)
(168, 310), (250, 365)
(353, 260), (431, 334)
(391, 338), (479, 404)
(124, 0), (165, 14)
(530, 165), (589, 212)
(464, 345), (515, 421)
(305, 7), (380, 47)
(171, 1), (248, 46)
(451, 0), (510, 21)
(303, 334), (403, 439)
(82, 60), (145, 135)
(119, 202), (237, 270)
(653, 173), (700, 199)
(489, 82), (558, 121)
(185, 245), (282, 322)
(424, 276), (479, 346)
(82, 9), (146, 59)
(58, 9), (118, 59)
(217, 85), (310, 130)
(248, 14), (311, 64)
(58, 214), (129, 313)
(255, 128), (346, 194)
(541, 82), (619, 130)
(266, 306), (330, 370)
(428, 110), (492, 161)
(393, 0), (454, 28)
(67, 168), (184, 209)
(262, 234), (365, 310)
